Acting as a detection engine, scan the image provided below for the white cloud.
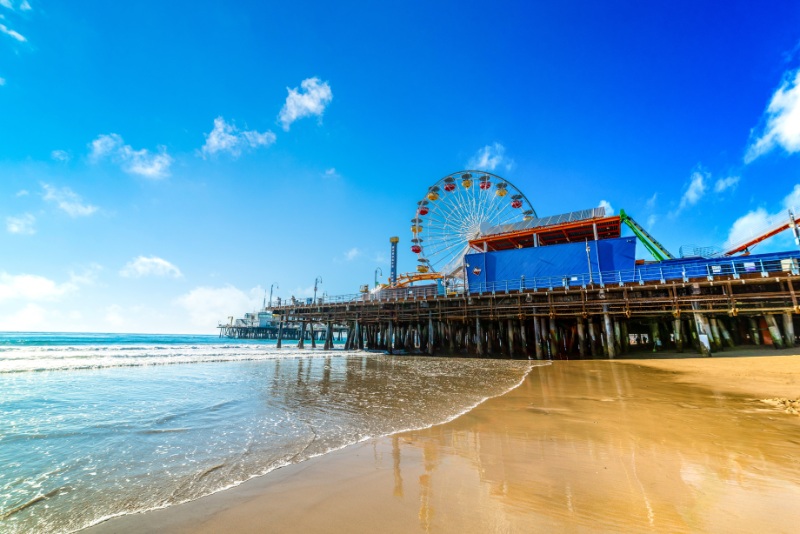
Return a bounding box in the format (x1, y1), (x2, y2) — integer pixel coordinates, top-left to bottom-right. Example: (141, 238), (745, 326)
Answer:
(745, 69), (800, 163)
(714, 175), (740, 193)
(645, 193), (658, 209)
(323, 168), (339, 178)
(42, 183), (98, 217)
(278, 77), (333, 131)
(201, 116), (276, 158)
(344, 247), (360, 261)
(175, 285), (262, 329)
(89, 133), (173, 179)
(120, 256), (182, 278)
(105, 304), (125, 327)
(0, 22), (25, 42)
(0, 272), (77, 302)
(598, 199), (614, 216)
(0, 77), (5, 86)
(51, 149), (70, 162)
(0, 303), (47, 331)
(678, 169), (707, 211)
(6, 213), (35, 234)
(723, 184), (800, 251)
(0, 1), (32, 12)
(467, 142), (514, 172)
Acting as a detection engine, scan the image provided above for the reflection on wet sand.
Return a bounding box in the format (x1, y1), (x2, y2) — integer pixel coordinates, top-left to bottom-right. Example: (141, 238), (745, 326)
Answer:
(83, 356), (800, 534)
(391, 361), (800, 532)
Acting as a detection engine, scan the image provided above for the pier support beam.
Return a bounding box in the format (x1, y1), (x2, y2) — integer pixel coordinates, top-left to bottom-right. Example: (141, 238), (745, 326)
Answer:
(576, 318), (586, 358)
(673, 317), (683, 352)
(691, 303), (712, 356)
(507, 319), (515, 358)
(519, 318), (529, 359)
(783, 312), (796, 348)
(428, 313), (435, 356)
(765, 314), (785, 349)
(603, 307), (616, 359)
(532, 314), (543, 360)
(276, 317), (284, 349)
(588, 320), (599, 358)
(716, 317), (735, 349)
(747, 316), (762, 345)
(476, 317), (485, 357)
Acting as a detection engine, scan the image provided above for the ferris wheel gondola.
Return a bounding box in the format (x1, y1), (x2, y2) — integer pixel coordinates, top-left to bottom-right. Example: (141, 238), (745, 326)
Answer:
(410, 170), (536, 276)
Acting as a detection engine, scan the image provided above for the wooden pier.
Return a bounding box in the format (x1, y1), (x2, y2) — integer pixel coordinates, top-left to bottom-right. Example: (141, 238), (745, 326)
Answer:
(263, 268), (800, 358)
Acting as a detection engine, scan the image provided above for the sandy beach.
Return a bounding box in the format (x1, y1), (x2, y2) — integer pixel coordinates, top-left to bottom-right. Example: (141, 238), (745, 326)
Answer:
(87, 348), (800, 533)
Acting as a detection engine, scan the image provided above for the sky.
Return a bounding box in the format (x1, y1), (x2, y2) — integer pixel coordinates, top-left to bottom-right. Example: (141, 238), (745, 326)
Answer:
(1, 1), (800, 334)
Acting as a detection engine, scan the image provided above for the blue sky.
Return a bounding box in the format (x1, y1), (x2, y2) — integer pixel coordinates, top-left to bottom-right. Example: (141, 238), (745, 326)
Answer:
(1, 1), (800, 334)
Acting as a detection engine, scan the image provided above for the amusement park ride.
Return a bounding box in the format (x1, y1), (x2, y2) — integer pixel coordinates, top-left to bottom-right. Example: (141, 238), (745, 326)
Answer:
(374, 170), (800, 294)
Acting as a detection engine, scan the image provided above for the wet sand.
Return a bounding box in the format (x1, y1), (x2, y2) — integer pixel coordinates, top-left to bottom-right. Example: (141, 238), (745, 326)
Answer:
(87, 350), (800, 533)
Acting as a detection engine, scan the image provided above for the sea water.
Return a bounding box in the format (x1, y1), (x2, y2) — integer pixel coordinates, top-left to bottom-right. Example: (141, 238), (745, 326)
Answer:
(0, 332), (535, 533)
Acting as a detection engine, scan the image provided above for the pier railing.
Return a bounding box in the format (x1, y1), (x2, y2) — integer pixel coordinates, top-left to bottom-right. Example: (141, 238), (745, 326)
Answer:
(276, 251), (800, 307)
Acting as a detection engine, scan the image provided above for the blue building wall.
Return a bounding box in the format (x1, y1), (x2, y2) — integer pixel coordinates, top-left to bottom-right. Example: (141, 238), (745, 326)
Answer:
(466, 237), (637, 290)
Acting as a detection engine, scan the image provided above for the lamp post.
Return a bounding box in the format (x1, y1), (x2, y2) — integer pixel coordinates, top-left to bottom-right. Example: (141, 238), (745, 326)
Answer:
(313, 276), (323, 304)
(269, 283), (278, 308)
(374, 267), (383, 288)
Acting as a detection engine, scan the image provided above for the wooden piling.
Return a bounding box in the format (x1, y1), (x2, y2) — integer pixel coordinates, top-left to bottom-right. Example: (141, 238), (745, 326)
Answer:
(576, 317), (586, 358)
(783, 312), (796, 348)
(603, 307), (616, 359)
(765, 314), (785, 349)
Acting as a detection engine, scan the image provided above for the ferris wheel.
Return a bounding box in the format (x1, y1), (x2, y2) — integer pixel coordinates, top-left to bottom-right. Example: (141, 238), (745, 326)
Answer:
(410, 170), (537, 276)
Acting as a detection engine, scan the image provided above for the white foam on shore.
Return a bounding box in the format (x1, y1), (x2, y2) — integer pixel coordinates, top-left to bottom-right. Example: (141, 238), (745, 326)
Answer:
(0, 345), (346, 374)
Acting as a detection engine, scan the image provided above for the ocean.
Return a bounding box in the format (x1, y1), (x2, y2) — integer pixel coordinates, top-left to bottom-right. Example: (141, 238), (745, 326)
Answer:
(0, 332), (536, 533)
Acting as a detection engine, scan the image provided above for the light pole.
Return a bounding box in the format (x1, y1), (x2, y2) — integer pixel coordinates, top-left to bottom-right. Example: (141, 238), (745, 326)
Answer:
(313, 276), (323, 304)
(269, 283), (278, 308)
(374, 267), (383, 288)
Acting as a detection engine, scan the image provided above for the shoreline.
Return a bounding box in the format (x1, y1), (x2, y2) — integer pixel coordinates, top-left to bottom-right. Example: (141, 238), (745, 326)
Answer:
(86, 350), (800, 533)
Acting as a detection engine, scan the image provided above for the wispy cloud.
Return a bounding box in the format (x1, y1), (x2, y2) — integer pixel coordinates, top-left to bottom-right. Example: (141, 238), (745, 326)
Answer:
(0, 22), (24, 42)
(467, 142), (514, 172)
(723, 184), (800, 250)
(6, 213), (35, 234)
(0, 1), (31, 11)
(120, 256), (182, 278)
(89, 133), (173, 179)
(745, 68), (800, 163)
(0, 76), (5, 86)
(645, 193), (658, 209)
(323, 168), (340, 179)
(0, 272), (77, 302)
(714, 175), (740, 193)
(175, 285), (262, 328)
(42, 184), (98, 217)
(201, 117), (276, 158)
(678, 169), (707, 211)
(598, 199), (614, 216)
(51, 149), (70, 162)
(344, 247), (360, 261)
(278, 77), (333, 131)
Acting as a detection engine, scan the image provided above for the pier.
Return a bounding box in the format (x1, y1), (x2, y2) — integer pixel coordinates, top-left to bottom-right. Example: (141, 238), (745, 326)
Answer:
(260, 263), (800, 359)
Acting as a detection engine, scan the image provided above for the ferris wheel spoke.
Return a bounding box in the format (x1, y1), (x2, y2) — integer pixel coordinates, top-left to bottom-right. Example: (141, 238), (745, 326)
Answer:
(411, 171), (535, 275)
